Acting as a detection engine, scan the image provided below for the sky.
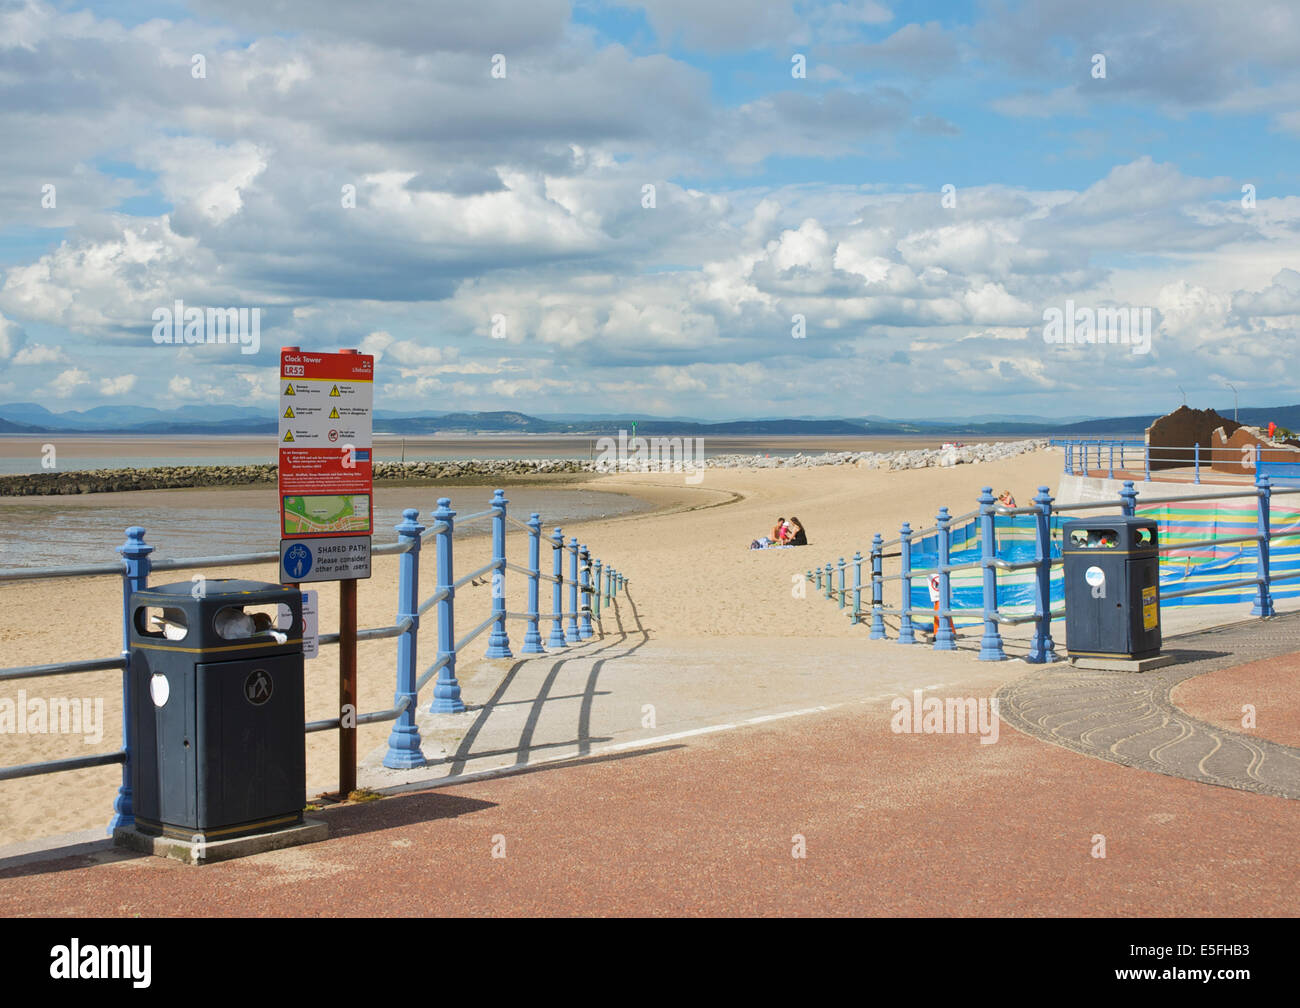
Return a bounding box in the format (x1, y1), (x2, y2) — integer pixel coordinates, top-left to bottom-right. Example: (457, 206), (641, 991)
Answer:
(0, 0), (1297, 421)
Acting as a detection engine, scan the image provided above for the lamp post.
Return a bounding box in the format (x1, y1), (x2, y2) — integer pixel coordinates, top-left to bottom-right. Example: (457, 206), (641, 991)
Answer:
(1225, 382), (1238, 423)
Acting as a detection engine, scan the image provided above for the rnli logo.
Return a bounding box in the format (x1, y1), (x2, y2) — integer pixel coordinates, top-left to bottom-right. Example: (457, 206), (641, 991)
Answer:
(244, 669), (273, 706)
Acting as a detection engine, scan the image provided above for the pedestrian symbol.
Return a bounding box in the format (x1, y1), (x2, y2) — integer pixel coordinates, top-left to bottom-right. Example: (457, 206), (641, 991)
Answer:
(284, 543), (312, 579)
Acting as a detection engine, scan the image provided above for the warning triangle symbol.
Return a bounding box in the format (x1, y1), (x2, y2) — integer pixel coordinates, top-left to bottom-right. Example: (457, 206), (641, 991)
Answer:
(283, 384), (295, 396)
(283, 406), (295, 419)
(328, 406), (340, 419)
(282, 430), (295, 442)
(329, 385), (341, 397)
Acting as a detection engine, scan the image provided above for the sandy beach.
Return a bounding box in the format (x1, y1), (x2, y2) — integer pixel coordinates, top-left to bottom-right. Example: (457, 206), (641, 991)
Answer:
(0, 449), (1077, 845)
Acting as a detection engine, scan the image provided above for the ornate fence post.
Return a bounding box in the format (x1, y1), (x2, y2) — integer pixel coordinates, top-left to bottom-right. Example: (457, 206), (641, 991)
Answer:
(566, 537), (580, 643)
(486, 489), (513, 659)
(1119, 479), (1137, 518)
(977, 487), (1007, 661)
(592, 558), (603, 623)
(110, 526), (153, 833)
(1027, 487), (1057, 664)
(548, 527), (567, 648)
(837, 557), (846, 611)
(431, 498), (466, 713)
(1144, 444), (1151, 482)
(1107, 443), (1114, 479)
(898, 522), (917, 645)
(1194, 442), (1201, 484)
(1253, 474), (1276, 617)
(385, 509), (426, 767)
(578, 545), (594, 639)
(869, 533), (886, 640)
(522, 513), (546, 654)
(851, 551), (862, 625)
(934, 507), (956, 651)
(823, 562), (833, 600)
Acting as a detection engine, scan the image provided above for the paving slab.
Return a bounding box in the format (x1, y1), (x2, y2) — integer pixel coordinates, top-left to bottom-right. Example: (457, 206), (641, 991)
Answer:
(998, 611), (1300, 799)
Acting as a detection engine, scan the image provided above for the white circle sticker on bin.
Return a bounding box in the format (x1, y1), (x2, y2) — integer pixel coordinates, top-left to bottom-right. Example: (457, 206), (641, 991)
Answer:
(150, 673), (170, 708)
(1085, 566), (1105, 587)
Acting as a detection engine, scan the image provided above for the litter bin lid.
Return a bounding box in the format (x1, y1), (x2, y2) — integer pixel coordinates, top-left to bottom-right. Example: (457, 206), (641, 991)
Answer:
(1062, 516), (1158, 554)
(133, 579), (293, 601)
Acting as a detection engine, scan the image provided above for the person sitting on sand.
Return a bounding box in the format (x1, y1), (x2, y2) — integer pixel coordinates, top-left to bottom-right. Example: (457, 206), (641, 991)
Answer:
(997, 490), (1016, 508)
(786, 517), (808, 546)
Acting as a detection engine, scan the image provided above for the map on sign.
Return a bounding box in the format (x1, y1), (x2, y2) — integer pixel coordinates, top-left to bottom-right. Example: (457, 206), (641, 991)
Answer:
(282, 494), (371, 536)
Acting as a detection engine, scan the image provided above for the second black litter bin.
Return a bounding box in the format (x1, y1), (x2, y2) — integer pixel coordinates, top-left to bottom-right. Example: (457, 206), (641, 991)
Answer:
(1062, 516), (1161, 660)
(129, 579), (305, 841)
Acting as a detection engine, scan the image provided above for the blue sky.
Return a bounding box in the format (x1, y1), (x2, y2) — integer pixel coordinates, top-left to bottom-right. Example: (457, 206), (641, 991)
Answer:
(1, 0), (1298, 421)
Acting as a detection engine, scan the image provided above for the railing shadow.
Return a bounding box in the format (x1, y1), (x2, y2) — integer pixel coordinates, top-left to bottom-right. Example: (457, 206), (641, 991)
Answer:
(439, 590), (652, 776)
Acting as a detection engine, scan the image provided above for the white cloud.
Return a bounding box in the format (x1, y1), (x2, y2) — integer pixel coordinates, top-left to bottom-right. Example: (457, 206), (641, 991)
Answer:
(50, 367), (91, 398)
(12, 343), (68, 366)
(99, 374), (137, 396)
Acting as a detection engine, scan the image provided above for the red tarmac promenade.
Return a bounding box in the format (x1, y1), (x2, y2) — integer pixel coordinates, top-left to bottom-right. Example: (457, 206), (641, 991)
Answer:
(1, 656), (1298, 916)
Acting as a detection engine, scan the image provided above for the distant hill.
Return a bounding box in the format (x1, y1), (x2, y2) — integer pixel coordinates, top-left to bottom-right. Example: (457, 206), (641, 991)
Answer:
(3, 402), (1297, 438)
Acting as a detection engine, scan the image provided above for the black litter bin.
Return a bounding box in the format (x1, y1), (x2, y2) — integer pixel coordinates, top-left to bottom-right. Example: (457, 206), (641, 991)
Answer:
(129, 579), (305, 841)
(1062, 517), (1161, 660)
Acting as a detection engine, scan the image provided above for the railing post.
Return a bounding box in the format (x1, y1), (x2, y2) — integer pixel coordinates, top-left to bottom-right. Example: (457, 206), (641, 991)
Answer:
(898, 522), (917, 644)
(824, 562), (833, 600)
(110, 526), (153, 833)
(566, 537), (580, 643)
(1026, 487), (1057, 664)
(578, 545), (594, 639)
(851, 551), (862, 625)
(977, 487), (1007, 661)
(869, 533), (886, 640)
(430, 498), (465, 713)
(934, 507), (956, 651)
(485, 489), (513, 659)
(605, 565), (613, 606)
(592, 557), (602, 623)
(1144, 442), (1151, 482)
(522, 513), (546, 654)
(1253, 474), (1276, 617)
(1107, 443), (1114, 479)
(1119, 479), (1137, 518)
(1194, 442), (1201, 484)
(548, 528), (567, 648)
(385, 508), (426, 767)
(837, 557), (846, 610)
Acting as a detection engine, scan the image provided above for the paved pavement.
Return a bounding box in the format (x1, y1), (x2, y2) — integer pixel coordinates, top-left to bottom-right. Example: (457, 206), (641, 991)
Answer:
(999, 613), (1300, 799)
(2, 595), (1298, 916)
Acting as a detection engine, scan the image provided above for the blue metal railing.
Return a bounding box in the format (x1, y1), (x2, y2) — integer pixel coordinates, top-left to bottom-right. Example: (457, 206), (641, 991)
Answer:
(810, 477), (1300, 663)
(1053, 438), (1300, 487)
(0, 490), (628, 831)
